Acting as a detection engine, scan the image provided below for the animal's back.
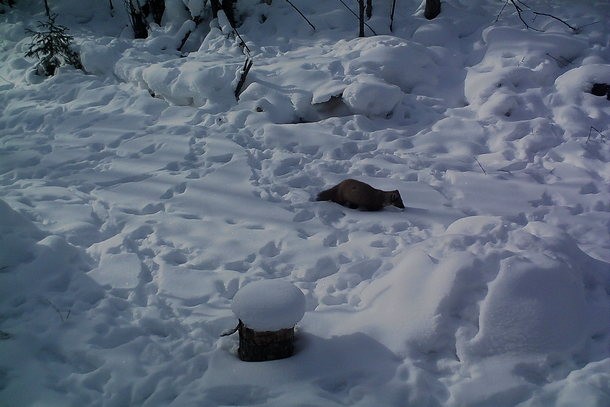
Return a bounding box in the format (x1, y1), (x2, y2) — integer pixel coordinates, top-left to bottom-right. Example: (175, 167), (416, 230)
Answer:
(338, 179), (381, 209)
(317, 179), (382, 210)
(317, 179), (405, 211)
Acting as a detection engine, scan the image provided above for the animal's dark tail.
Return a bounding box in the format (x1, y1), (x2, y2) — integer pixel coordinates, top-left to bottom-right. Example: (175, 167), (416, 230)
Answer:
(316, 186), (337, 201)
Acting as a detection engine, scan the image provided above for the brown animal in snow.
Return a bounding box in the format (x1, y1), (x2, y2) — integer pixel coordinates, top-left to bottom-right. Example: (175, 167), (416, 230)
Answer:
(316, 179), (405, 211)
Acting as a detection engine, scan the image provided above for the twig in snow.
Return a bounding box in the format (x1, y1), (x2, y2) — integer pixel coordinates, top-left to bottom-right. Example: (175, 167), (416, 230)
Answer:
(516, 56), (526, 67)
(510, 0), (542, 32)
(285, 0), (316, 31)
(506, 0), (576, 32)
(545, 52), (572, 67)
(44, 299), (71, 322)
(586, 126), (606, 144)
(231, 26), (252, 56)
(234, 57), (253, 101)
(474, 157), (488, 175)
(220, 320), (242, 337)
(495, 0), (510, 23)
(574, 20), (600, 34)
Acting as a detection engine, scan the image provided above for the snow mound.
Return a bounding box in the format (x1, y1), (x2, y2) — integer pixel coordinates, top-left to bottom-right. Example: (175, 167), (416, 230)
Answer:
(343, 35), (439, 93)
(342, 75), (404, 117)
(309, 217), (609, 363)
(468, 253), (586, 356)
(551, 64), (610, 137)
(465, 26), (587, 120)
(232, 279), (306, 331)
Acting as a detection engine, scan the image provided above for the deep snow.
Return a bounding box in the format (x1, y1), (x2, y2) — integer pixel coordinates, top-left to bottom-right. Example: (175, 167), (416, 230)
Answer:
(1, 0), (609, 406)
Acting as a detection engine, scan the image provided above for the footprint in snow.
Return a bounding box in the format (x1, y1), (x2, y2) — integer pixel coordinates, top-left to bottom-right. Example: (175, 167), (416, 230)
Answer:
(323, 229), (349, 247)
(259, 241), (281, 258)
(293, 209), (315, 222)
(140, 143), (163, 154)
(160, 182), (187, 199)
(206, 152), (233, 164)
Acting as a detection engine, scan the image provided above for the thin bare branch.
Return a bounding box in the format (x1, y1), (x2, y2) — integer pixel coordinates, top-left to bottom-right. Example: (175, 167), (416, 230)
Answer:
(336, 0), (377, 35)
(507, 0), (576, 32)
(495, 0), (509, 23)
(285, 0), (315, 31)
(44, 299), (71, 322)
(474, 157), (488, 175)
(587, 126), (606, 144)
(545, 52), (572, 67)
(235, 57), (253, 101)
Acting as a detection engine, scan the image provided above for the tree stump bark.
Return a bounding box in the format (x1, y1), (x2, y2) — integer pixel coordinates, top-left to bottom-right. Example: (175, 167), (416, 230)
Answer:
(425, 0), (441, 20)
(237, 321), (296, 362)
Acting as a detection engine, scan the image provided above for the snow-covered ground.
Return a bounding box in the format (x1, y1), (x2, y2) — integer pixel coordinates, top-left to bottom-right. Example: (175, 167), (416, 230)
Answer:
(1, 0), (609, 405)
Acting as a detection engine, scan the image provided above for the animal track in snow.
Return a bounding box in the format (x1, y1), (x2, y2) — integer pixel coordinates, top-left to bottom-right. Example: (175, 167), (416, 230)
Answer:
(140, 143), (164, 154)
(293, 209), (315, 222)
(323, 230), (349, 247)
(259, 241), (281, 257)
(207, 152), (233, 164)
(224, 254), (256, 272)
(160, 182), (187, 199)
(580, 182), (599, 195)
(162, 250), (188, 266)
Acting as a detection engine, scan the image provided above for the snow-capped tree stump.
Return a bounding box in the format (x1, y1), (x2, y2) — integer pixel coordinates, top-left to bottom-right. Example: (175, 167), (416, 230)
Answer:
(236, 322), (295, 362)
(231, 280), (305, 362)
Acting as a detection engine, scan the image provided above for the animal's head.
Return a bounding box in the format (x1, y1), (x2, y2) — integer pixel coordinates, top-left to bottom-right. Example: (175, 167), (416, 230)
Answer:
(389, 190), (405, 209)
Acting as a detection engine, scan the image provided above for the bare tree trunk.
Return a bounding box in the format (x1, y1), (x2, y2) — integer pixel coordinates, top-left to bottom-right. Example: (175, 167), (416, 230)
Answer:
(390, 0), (397, 31)
(210, 0), (220, 17)
(125, 0), (149, 39)
(222, 0), (237, 27)
(366, 0), (372, 19)
(211, 0), (237, 28)
(148, 0), (165, 25)
(425, 0), (441, 20)
(44, 0), (51, 18)
(358, 0), (365, 37)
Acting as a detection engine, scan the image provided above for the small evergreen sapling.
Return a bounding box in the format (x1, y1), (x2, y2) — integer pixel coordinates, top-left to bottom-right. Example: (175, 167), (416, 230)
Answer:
(25, 14), (83, 76)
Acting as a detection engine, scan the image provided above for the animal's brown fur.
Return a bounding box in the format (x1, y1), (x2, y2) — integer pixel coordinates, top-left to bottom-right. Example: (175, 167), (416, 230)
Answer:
(316, 179), (405, 211)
